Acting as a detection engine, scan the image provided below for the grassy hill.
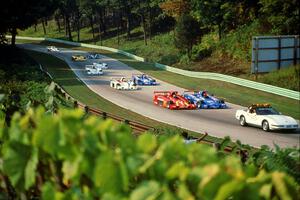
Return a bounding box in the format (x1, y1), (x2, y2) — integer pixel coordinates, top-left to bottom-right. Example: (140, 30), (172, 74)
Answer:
(19, 20), (299, 91)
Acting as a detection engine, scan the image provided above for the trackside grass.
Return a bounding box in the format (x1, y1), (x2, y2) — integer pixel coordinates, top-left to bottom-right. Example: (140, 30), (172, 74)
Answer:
(71, 46), (300, 120)
(21, 40), (300, 119)
(24, 49), (226, 144)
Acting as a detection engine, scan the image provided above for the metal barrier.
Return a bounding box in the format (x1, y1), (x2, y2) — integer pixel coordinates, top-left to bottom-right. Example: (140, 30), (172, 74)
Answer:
(9, 35), (299, 100)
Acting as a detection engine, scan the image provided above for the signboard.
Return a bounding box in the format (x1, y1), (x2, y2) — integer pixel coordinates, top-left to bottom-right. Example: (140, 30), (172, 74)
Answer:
(251, 35), (299, 73)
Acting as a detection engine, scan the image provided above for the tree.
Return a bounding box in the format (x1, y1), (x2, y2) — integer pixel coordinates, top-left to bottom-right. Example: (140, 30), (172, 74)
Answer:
(133, 0), (151, 45)
(0, 0), (58, 45)
(259, 0), (299, 34)
(174, 14), (201, 58)
(191, 0), (235, 39)
(122, 0), (134, 39)
(159, 0), (190, 20)
(59, 0), (78, 41)
(81, 0), (97, 42)
(95, 0), (109, 45)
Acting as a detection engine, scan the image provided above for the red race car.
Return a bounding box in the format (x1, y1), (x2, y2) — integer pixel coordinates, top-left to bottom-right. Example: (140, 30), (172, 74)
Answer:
(153, 91), (197, 110)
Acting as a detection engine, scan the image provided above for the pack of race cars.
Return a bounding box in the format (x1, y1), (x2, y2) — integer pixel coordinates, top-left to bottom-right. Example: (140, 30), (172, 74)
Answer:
(48, 46), (299, 132)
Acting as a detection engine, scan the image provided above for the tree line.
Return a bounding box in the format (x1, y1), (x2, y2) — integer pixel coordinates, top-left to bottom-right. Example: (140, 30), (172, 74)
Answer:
(0, 0), (298, 56)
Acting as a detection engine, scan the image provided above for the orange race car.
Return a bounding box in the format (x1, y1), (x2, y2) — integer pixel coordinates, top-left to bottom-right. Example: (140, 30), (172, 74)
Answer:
(153, 91), (197, 110)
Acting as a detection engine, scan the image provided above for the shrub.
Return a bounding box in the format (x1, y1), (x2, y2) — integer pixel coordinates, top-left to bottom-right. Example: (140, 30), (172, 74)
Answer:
(174, 14), (201, 58)
(0, 108), (299, 199)
(150, 14), (176, 34)
(217, 20), (262, 61)
(256, 65), (300, 91)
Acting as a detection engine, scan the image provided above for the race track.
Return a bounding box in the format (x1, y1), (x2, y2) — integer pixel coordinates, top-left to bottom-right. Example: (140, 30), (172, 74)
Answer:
(20, 44), (300, 148)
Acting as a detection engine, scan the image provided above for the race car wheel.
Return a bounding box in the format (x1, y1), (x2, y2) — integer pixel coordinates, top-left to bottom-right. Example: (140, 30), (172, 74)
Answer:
(239, 116), (247, 126)
(262, 120), (269, 132)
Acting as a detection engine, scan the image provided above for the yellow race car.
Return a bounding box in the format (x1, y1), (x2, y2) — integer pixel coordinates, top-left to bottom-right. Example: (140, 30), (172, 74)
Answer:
(71, 55), (87, 61)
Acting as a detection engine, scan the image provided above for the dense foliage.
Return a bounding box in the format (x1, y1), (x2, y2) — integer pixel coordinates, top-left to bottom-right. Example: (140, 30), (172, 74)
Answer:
(0, 45), (72, 125)
(0, 108), (299, 199)
(0, 0), (58, 45)
(174, 14), (201, 58)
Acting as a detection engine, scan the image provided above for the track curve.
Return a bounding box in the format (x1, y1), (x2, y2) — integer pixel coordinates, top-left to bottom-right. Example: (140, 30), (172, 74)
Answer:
(20, 44), (300, 148)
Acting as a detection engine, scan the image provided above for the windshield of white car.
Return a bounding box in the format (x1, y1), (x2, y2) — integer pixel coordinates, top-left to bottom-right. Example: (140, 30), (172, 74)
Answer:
(255, 107), (280, 115)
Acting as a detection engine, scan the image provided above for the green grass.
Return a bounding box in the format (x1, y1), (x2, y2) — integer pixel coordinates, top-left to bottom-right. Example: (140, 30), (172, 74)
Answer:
(20, 21), (180, 66)
(24, 49), (226, 144)
(25, 49), (157, 125)
(253, 66), (300, 91)
(16, 40), (300, 119)
(71, 47), (300, 120)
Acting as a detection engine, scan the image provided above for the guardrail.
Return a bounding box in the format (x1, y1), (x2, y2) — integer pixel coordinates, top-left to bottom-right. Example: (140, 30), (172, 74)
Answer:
(9, 35), (299, 100)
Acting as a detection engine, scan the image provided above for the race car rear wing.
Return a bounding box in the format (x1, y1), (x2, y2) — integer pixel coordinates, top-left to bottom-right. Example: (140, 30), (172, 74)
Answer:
(132, 73), (146, 76)
(250, 103), (271, 108)
(154, 91), (178, 95)
(110, 77), (131, 81)
(183, 90), (199, 93)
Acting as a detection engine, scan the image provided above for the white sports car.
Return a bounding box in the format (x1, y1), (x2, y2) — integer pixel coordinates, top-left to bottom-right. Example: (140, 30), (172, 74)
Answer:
(110, 77), (137, 90)
(93, 62), (108, 69)
(235, 104), (298, 131)
(85, 65), (103, 75)
(47, 46), (59, 52)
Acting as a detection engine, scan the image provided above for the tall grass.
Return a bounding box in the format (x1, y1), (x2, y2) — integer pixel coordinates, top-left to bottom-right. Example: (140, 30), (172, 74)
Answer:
(257, 66), (300, 91)
(217, 21), (262, 60)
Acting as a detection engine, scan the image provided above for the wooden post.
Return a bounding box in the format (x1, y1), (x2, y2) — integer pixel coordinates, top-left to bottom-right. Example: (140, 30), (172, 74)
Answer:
(102, 112), (107, 120)
(84, 106), (89, 114)
(74, 101), (78, 108)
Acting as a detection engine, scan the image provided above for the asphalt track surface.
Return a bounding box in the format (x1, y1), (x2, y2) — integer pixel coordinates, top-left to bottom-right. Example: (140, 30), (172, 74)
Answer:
(20, 44), (300, 148)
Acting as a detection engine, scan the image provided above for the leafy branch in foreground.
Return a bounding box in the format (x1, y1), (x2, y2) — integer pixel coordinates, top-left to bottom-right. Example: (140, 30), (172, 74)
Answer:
(0, 107), (299, 200)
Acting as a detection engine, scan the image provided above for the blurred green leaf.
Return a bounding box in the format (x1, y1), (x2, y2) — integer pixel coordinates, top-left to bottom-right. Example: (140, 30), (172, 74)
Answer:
(24, 147), (38, 189)
(93, 150), (122, 194)
(166, 161), (188, 181)
(44, 82), (56, 94)
(177, 183), (195, 200)
(214, 180), (243, 200)
(137, 134), (157, 153)
(272, 172), (293, 200)
(130, 181), (161, 200)
(42, 182), (56, 200)
(3, 141), (36, 190)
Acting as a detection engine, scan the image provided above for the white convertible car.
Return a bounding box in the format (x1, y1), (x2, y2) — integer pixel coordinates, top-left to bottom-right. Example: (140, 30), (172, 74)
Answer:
(235, 104), (298, 131)
(47, 46), (59, 52)
(85, 65), (103, 75)
(110, 77), (137, 90)
(93, 62), (108, 69)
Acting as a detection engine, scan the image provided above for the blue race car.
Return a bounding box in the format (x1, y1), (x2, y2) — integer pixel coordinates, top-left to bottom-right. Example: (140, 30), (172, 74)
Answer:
(183, 91), (227, 109)
(132, 74), (158, 86)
